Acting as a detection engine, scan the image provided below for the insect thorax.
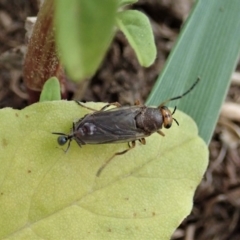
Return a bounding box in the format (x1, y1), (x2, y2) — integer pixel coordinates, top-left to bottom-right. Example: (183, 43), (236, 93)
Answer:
(135, 107), (163, 133)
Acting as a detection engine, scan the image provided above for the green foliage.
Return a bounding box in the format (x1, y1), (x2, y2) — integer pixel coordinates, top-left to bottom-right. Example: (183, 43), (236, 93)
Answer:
(0, 102), (208, 239)
(54, 0), (118, 80)
(3, 0), (231, 238)
(116, 10), (157, 67)
(54, 0), (156, 80)
(39, 77), (61, 102)
(146, 0), (240, 144)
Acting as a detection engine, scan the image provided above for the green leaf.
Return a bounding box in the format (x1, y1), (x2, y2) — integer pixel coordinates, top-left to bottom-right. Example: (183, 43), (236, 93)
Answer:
(54, 0), (118, 80)
(118, 0), (138, 8)
(116, 10), (157, 67)
(146, 0), (240, 144)
(39, 77), (61, 102)
(0, 101), (208, 239)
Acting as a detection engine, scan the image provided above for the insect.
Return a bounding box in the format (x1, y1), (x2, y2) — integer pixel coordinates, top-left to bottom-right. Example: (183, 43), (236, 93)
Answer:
(53, 77), (200, 176)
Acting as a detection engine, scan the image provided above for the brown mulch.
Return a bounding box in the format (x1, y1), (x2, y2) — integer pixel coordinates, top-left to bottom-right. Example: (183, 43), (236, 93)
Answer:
(0, 0), (240, 239)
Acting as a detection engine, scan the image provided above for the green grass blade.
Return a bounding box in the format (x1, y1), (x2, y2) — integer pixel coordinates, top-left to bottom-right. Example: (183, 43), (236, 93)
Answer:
(146, 0), (240, 144)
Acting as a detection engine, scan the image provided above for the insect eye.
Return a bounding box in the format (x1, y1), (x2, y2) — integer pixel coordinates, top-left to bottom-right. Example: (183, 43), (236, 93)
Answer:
(164, 121), (171, 128)
(160, 106), (173, 129)
(57, 136), (68, 146)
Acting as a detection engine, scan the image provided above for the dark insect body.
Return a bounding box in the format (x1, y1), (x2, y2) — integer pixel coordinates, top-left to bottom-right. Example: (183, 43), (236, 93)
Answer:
(53, 78), (200, 176)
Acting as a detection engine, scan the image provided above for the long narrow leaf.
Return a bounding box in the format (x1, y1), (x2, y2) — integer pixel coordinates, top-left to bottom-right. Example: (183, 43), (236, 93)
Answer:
(146, 0), (240, 144)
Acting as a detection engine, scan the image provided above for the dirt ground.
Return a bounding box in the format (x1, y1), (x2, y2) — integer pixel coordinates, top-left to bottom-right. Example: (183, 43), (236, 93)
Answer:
(0, 1), (240, 239)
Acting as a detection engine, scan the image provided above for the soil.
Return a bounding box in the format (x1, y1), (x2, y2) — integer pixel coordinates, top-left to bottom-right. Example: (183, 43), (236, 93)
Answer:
(0, 1), (240, 239)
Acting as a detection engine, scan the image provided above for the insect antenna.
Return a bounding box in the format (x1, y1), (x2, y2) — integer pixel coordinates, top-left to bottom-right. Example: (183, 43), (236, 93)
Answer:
(160, 77), (200, 106)
(172, 106), (177, 115)
(171, 106), (179, 126)
(52, 132), (67, 136)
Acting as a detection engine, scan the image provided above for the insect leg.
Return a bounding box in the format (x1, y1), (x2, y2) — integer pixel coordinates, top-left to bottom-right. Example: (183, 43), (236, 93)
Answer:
(138, 138), (146, 144)
(75, 101), (121, 112)
(99, 102), (121, 111)
(96, 141), (136, 177)
(75, 101), (99, 111)
(157, 130), (165, 136)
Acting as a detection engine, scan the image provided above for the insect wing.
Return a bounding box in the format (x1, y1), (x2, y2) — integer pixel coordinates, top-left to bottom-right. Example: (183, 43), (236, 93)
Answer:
(74, 106), (147, 144)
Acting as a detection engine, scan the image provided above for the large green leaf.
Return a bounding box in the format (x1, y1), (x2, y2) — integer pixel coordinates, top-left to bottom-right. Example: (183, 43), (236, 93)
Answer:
(0, 102), (207, 239)
(54, 0), (118, 80)
(146, 0), (240, 144)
